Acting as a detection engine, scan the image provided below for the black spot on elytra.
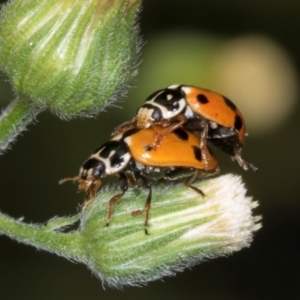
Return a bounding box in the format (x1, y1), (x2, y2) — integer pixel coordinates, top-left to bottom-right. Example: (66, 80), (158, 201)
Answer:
(173, 128), (189, 140)
(192, 146), (202, 161)
(196, 94), (209, 104)
(234, 115), (243, 131)
(144, 145), (153, 151)
(223, 96), (237, 111)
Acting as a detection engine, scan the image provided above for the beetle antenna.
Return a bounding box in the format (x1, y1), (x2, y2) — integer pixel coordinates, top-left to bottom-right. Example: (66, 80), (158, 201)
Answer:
(58, 176), (80, 185)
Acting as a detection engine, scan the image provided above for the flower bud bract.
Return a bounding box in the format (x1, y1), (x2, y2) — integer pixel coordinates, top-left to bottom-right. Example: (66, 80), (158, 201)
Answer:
(0, 0), (141, 117)
(79, 174), (261, 287)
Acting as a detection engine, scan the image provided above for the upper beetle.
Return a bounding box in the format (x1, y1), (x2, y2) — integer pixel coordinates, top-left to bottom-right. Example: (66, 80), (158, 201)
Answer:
(113, 84), (257, 172)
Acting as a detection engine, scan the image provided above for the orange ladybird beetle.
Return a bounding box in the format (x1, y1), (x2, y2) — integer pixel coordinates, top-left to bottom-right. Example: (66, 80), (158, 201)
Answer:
(60, 127), (219, 234)
(113, 84), (257, 172)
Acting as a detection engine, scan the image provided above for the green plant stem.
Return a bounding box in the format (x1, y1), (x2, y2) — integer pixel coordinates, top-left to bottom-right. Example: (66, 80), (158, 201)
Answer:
(0, 211), (85, 261)
(0, 97), (41, 153)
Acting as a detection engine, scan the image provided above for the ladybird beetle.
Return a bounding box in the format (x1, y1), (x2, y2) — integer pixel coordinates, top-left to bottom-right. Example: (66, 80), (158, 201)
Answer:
(113, 84), (257, 172)
(60, 127), (219, 234)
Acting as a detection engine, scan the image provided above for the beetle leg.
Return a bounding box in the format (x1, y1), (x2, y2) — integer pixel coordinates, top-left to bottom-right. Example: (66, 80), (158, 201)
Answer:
(184, 171), (205, 197)
(150, 115), (187, 149)
(231, 133), (258, 172)
(106, 173), (128, 226)
(111, 116), (137, 137)
(199, 122), (212, 170)
(233, 147), (258, 172)
(184, 118), (211, 169)
(130, 174), (152, 235)
(80, 179), (102, 210)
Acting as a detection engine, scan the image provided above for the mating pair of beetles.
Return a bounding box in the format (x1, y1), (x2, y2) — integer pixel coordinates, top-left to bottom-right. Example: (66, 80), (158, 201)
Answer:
(60, 84), (257, 234)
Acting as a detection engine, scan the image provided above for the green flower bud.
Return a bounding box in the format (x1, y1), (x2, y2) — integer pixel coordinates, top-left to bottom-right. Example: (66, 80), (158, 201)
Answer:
(0, 175), (261, 288)
(0, 0), (141, 117)
(80, 174), (261, 287)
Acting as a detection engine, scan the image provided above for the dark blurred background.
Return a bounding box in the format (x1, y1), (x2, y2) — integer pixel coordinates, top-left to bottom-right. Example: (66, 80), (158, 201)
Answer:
(0, 0), (299, 299)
